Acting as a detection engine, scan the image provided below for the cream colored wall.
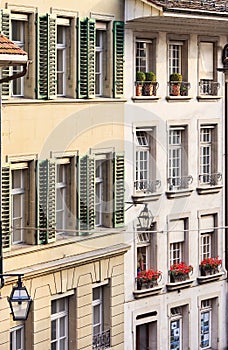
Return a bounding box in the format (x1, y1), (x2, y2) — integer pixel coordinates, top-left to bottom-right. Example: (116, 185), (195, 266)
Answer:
(2, 102), (124, 160)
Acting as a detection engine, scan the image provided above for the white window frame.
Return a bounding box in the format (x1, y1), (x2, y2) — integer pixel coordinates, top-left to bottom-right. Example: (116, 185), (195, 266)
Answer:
(200, 300), (212, 349)
(11, 169), (25, 244)
(92, 286), (103, 336)
(170, 307), (183, 350)
(136, 130), (150, 191)
(95, 159), (104, 226)
(57, 25), (67, 96)
(168, 42), (183, 76)
(169, 128), (183, 189)
(11, 19), (25, 97)
(170, 242), (183, 266)
(136, 231), (150, 272)
(56, 163), (67, 232)
(200, 233), (212, 261)
(10, 325), (24, 350)
(199, 127), (213, 184)
(51, 297), (68, 350)
(95, 29), (104, 96)
(135, 40), (151, 73)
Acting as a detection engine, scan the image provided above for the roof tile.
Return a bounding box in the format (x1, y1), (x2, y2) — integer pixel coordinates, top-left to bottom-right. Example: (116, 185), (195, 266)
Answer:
(0, 34), (27, 55)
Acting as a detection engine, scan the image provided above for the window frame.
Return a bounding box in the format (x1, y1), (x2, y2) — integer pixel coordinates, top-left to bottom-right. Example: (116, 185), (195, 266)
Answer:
(56, 23), (67, 96)
(51, 297), (69, 350)
(170, 307), (183, 350)
(10, 324), (24, 350)
(200, 300), (212, 349)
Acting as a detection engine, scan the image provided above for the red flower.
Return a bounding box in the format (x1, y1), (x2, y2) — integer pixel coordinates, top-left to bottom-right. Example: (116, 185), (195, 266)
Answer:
(169, 262), (193, 276)
(136, 268), (162, 283)
(200, 257), (222, 270)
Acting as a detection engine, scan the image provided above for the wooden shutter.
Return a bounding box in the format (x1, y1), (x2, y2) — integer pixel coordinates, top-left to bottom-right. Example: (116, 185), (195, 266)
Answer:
(0, 10), (11, 98)
(78, 155), (95, 232)
(113, 153), (125, 227)
(1, 166), (11, 250)
(77, 18), (95, 98)
(36, 160), (56, 244)
(113, 21), (124, 98)
(36, 14), (57, 99)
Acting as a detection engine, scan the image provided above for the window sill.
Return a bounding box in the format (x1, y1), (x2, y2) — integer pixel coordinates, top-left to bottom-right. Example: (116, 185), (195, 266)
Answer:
(166, 96), (193, 102)
(197, 271), (224, 284)
(133, 285), (163, 299)
(196, 185), (222, 195)
(197, 95), (222, 101)
(166, 188), (193, 199)
(166, 279), (194, 291)
(131, 96), (160, 102)
(132, 192), (162, 204)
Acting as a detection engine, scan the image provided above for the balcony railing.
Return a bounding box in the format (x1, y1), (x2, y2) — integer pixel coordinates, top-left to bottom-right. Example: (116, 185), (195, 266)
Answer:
(168, 81), (191, 96)
(199, 80), (220, 96)
(135, 81), (159, 97)
(168, 175), (193, 190)
(199, 172), (222, 186)
(92, 329), (110, 350)
(134, 179), (161, 193)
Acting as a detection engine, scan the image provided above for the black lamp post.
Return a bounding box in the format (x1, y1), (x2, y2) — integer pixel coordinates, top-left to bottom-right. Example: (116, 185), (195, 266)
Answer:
(137, 203), (154, 229)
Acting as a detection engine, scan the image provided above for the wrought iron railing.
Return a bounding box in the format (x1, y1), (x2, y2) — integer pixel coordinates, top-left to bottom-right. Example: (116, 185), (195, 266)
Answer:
(134, 179), (161, 193)
(199, 172), (222, 186)
(168, 175), (193, 190)
(92, 329), (110, 349)
(199, 80), (220, 96)
(168, 81), (191, 96)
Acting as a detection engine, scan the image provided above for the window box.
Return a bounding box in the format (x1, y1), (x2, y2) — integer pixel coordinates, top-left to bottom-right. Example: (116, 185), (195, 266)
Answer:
(133, 284), (163, 299)
(135, 81), (159, 97)
(166, 278), (194, 291)
(197, 271), (224, 284)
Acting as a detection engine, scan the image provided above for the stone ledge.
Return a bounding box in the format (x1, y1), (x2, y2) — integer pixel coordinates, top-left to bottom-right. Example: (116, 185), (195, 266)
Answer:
(166, 279), (194, 291)
(133, 285), (163, 299)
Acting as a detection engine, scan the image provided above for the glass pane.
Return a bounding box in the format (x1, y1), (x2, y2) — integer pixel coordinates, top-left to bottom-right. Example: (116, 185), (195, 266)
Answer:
(51, 320), (57, 340)
(51, 342), (57, 350)
(51, 300), (57, 314)
(93, 287), (100, 301)
(12, 170), (22, 189)
(58, 298), (66, 312)
(16, 329), (22, 348)
(93, 304), (100, 324)
(60, 338), (66, 350)
(60, 317), (66, 337)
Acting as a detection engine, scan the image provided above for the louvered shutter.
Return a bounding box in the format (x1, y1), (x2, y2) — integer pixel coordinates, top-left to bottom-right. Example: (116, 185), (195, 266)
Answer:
(37, 160), (56, 244)
(78, 18), (95, 98)
(113, 153), (125, 227)
(1, 166), (11, 250)
(78, 155), (95, 232)
(0, 10), (11, 98)
(36, 14), (57, 99)
(113, 21), (124, 98)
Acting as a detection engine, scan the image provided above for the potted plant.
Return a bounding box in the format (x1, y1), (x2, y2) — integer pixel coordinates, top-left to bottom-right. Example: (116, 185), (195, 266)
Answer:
(136, 268), (162, 290)
(169, 72), (182, 96)
(135, 71), (146, 96)
(169, 261), (193, 282)
(143, 71), (157, 96)
(199, 257), (222, 276)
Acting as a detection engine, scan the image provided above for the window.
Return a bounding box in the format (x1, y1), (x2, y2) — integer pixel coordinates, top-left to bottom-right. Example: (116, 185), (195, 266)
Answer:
(56, 163), (67, 232)
(136, 322), (157, 350)
(11, 19), (25, 96)
(137, 231), (151, 272)
(57, 24), (67, 96)
(198, 40), (219, 95)
(200, 214), (217, 262)
(95, 23), (107, 96)
(170, 307), (182, 350)
(169, 42), (182, 76)
(136, 40), (153, 73)
(168, 127), (190, 190)
(200, 298), (218, 349)
(135, 128), (157, 193)
(169, 218), (188, 267)
(79, 153), (124, 231)
(10, 325), (24, 350)
(51, 298), (68, 350)
(199, 125), (219, 185)
(92, 286), (110, 349)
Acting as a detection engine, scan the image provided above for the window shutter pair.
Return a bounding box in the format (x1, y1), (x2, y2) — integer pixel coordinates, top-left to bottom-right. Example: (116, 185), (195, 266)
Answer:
(37, 160), (56, 244)
(78, 18), (124, 98)
(36, 14), (57, 99)
(78, 153), (125, 232)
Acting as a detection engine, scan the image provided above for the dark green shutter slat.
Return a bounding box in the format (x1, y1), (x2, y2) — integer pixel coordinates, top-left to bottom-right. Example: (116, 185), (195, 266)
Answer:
(1, 166), (11, 250)
(79, 155), (95, 233)
(113, 21), (124, 98)
(36, 14), (56, 99)
(113, 153), (125, 227)
(78, 18), (95, 98)
(1, 10), (11, 98)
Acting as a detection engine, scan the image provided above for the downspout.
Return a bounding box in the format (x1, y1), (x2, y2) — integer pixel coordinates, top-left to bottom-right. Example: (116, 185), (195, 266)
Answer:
(0, 60), (29, 276)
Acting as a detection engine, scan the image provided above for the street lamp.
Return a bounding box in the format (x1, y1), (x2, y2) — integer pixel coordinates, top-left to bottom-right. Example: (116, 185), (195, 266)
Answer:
(137, 203), (154, 229)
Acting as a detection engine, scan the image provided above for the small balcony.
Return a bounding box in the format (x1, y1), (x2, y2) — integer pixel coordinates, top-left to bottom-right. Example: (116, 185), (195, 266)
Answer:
(92, 329), (110, 350)
(199, 79), (220, 96)
(132, 179), (162, 203)
(166, 175), (193, 198)
(197, 172), (223, 194)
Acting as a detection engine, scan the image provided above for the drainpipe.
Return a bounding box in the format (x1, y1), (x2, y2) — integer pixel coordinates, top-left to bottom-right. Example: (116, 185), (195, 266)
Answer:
(0, 60), (29, 275)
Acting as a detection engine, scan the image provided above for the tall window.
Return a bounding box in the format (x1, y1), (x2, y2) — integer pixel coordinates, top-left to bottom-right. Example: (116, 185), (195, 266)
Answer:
(136, 41), (150, 72)
(51, 298), (68, 350)
(169, 127), (189, 190)
(136, 321), (157, 350)
(10, 325), (24, 350)
(11, 20), (25, 96)
(56, 163), (67, 232)
(169, 219), (187, 267)
(137, 231), (151, 272)
(57, 25), (66, 96)
(200, 300), (212, 349)
(199, 41), (218, 95)
(95, 159), (104, 226)
(169, 42), (182, 76)
(170, 307), (182, 350)
(200, 214), (217, 262)
(11, 169), (26, 244)
(93, 287), (103, 337)
(95, 22), (107, 96)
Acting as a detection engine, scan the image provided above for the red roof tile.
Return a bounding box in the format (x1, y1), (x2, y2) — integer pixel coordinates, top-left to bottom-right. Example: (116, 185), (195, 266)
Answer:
(147, 0), (228, 12)
(0, 34), (27, 56)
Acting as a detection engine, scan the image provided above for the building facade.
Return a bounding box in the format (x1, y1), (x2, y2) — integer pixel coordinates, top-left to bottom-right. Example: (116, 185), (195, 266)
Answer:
(0, 1), (128, 349)
(124, 0), (228, 349)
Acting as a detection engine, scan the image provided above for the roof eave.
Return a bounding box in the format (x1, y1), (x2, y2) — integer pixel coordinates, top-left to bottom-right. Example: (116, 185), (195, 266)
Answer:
(0, 53), (28, 67)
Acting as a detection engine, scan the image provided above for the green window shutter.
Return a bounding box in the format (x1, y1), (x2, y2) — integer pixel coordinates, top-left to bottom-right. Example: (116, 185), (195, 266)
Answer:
(1, 166), (11, 250)
(78, 155), (95, 233)
(113, 21), (124, 98)
(36, 160), (56, 244)
(78, 18), (95, 99)
(36, 14), (57, 99)
(113, 153), (125, 227)
(0, 10), (11, 99)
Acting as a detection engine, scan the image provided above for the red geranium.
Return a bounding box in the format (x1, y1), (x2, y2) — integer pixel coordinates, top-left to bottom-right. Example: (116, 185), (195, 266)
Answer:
(200, 257), (222, 270)
(169, 261), (193, 276)
(136, 268), (162, 283)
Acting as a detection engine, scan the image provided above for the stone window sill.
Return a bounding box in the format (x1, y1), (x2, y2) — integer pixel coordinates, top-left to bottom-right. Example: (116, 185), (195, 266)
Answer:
(133, 285), (163, 299)
(166, 279), (194, 291)
(197, 272), (224, 284)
